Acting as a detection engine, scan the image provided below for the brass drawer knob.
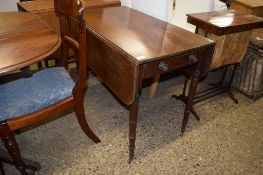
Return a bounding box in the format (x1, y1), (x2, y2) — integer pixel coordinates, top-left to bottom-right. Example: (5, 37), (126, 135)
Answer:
(159, 61), (168, 72)
(189, 54), (197, 64)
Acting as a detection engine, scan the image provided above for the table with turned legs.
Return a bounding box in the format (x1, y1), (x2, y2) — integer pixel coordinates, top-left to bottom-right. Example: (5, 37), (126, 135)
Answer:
(84, 6), (215, 162)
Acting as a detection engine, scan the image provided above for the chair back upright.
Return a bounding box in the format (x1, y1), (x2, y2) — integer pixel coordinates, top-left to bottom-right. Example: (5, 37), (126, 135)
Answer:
(54, 0), (87, 98)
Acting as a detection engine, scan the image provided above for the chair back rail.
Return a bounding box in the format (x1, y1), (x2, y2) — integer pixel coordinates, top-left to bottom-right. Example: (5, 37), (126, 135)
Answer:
(54, 0), (87, 98)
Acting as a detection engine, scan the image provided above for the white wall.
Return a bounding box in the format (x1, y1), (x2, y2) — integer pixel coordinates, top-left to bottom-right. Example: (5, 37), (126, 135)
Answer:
(120, 0), (226, 28)
(0, 0), (19, 12)
(170, 0), (227, 32)
(121, 0), (132, 8)
(172, 0), (215, 32)
(121, 0), (169, 21)
(131, 0), (168, 21)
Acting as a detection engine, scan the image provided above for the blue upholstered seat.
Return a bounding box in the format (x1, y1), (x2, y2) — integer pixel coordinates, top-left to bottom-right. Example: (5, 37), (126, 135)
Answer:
(0, 67), (75, 121)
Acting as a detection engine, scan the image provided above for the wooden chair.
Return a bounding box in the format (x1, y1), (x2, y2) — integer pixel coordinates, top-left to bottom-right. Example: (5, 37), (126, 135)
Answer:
(0, 0), (100, 174)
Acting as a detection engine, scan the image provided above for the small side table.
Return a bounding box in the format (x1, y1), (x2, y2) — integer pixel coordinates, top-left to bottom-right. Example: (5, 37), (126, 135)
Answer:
(230, 0), (263, 17)
(173, 10), (263, 119)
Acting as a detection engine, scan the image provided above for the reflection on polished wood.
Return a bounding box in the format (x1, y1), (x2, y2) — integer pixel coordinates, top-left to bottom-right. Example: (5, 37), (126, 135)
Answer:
(17, 0), (121, 12)
(85, 6), (215, 105)
(187, 10), (263, 69)
(17, 0), (121, 68)
(0, 12), (60, 75)
(85, 6), (215, 162)
(187, 10), (263, 36)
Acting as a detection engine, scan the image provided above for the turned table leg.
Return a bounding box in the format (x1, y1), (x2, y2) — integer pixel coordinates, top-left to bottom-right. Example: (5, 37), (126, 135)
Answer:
(128, 96), (139, 163)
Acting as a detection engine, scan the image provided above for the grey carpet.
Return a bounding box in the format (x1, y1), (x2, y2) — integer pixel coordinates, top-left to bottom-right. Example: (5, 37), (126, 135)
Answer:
(2, 72), (263, 175)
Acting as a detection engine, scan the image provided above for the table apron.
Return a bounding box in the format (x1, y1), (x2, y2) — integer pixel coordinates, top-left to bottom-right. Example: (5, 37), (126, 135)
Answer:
(141, 49), (209, 80)
(86, 30), (214, 106)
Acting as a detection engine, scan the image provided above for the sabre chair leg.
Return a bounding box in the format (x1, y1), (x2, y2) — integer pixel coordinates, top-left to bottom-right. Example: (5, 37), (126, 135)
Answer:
(74, 99), (101, 143)
(128, 97), (139, 164)
(181, 69), (200, 135)
(0, 123), (27, 175)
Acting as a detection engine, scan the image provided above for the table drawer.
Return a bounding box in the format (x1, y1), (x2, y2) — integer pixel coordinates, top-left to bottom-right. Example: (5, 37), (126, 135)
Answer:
(142, 52), (202, 79)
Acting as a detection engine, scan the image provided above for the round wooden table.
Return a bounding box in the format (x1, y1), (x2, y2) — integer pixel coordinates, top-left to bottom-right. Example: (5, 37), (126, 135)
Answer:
(0, 12), (61, 75)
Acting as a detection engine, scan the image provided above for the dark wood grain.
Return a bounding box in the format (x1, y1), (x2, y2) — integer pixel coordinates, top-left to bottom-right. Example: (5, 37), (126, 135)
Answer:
(17, 0), (121, 68)
(85, 7), (214, 105)
(86, 7), (214, 64)
(0, 12), (60, 75)
(87, 30), (138, 105)
(85, 6), (215, 162)
(187, 10), (263, 36)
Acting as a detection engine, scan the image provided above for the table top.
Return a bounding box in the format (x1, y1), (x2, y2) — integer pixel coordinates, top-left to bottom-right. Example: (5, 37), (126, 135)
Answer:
(187, 10), (263, 36)
(0, 12), (60, 75)
(85, 7), (214, 64)
(18, 0), (121, 12)
(231, 0), (263, 8)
